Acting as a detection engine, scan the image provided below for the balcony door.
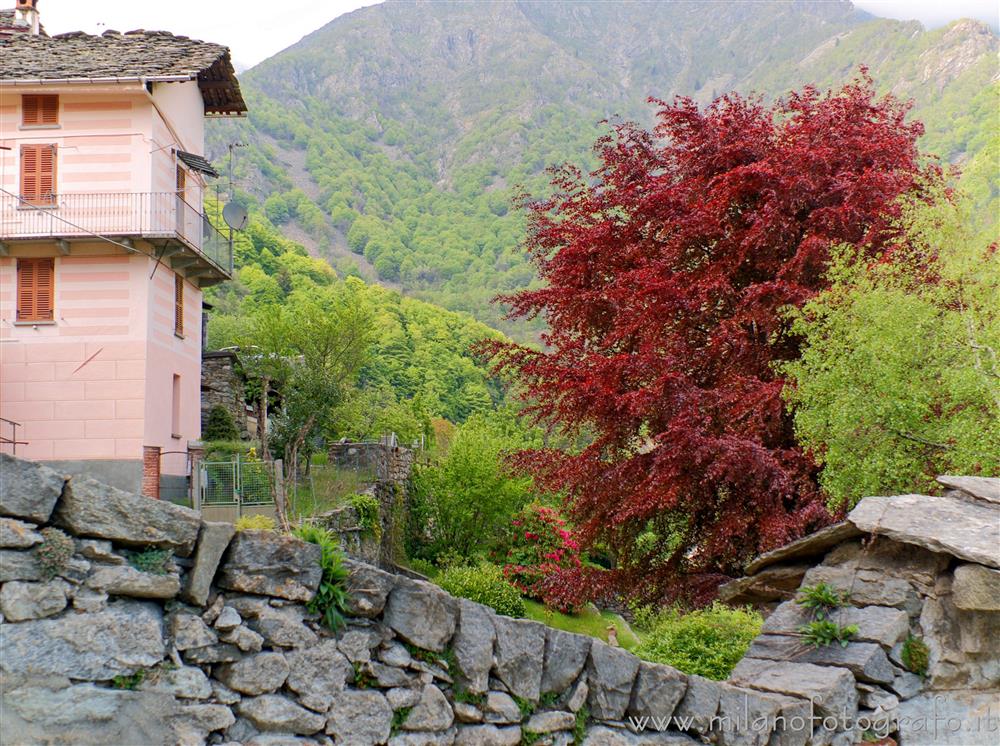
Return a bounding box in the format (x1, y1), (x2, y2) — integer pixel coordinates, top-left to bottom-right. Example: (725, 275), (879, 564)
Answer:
(175, 165), (187, 238)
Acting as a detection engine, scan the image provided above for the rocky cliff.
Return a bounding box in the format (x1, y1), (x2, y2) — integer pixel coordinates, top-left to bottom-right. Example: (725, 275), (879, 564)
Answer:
(1, 454), (997, 745)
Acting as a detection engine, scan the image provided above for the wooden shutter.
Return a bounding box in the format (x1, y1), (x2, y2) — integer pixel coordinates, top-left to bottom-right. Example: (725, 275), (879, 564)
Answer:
(22, 94), (58, 126)
(174, 273), (184, 336)
(20, 144), (57, 206)
(16, 258), (55, 322)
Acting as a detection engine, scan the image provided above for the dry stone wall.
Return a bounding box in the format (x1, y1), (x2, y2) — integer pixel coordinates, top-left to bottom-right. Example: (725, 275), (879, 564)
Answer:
(1, 453), (998, 746)
(720, 476), (1000, 746)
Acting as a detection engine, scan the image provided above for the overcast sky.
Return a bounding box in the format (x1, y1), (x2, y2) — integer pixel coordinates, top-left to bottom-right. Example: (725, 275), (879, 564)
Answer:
(36, 0), (1000, 69)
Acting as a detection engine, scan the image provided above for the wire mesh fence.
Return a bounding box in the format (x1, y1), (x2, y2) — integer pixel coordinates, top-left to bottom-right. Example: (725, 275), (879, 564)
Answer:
(200, 456), (275, 507)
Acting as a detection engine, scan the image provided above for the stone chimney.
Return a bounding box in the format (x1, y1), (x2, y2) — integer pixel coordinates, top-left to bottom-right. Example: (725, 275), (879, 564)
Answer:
(13, 0), (40, 35)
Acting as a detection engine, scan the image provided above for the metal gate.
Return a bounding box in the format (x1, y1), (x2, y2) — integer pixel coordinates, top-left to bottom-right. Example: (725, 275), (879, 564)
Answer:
(195, 455), (277, 523)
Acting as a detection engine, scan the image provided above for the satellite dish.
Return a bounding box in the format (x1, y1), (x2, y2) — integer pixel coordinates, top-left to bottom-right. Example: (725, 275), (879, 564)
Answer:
(222, 202), (249, 231)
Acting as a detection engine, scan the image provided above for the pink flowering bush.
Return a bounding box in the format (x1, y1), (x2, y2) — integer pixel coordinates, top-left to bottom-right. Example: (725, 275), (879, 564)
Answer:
(500, 503), (596, 612)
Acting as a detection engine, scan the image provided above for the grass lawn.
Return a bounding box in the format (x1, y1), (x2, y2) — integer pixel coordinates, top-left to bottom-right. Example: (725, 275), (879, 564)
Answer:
(524, 599), (642, 650)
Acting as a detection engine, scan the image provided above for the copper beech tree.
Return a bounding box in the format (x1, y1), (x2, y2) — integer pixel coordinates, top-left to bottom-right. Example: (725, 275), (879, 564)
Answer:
(483, 74), (939, 602)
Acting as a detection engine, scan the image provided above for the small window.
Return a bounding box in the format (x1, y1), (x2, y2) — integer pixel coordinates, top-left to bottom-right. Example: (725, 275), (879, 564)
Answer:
(174, 273), (184, 337)
(20, 144), (57, 206)
(16, 257), (55, 322)
(171, 374), (181, 438)
(22, 94), (59, 126)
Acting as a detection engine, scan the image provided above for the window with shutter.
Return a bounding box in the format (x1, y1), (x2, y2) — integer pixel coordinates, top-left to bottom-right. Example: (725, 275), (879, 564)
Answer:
(174, 273), (184, 337)
(16, 258), (55, 322)
(20, 144), (57, 206)
(22, 94), (59, 126)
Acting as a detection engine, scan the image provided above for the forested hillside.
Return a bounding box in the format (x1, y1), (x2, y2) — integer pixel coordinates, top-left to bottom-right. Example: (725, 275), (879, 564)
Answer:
(206, 0), (998, 338)
(205, 212), (505, 433)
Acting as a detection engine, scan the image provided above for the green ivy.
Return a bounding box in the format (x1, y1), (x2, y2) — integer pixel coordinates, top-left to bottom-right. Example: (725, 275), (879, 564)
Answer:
(348, 492), (382, 542)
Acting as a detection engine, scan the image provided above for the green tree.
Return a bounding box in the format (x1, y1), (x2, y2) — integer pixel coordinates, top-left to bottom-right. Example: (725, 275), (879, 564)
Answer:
(237, 285), (375, 522)
(782, 196), (1000, 508)
(408, 409), (542, 561)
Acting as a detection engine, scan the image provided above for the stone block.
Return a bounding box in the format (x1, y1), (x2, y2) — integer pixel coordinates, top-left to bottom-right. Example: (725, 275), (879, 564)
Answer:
(673, 674), (721, 736)
(936, 476), (1000, 504)
(586, 640), (640, 721)
(0, 682), (181, 745)
(897, 690), (1000, 745)
(744, 634), (894, 683)
(952, 563), (1000, 611)
(713, 683), (784, 746)
(216, 530), (323, 602)
(181, 521), (235, 606)
(344, 557), (397, 617)
(0, 517), (43, 548)
(455, 725), (522, 745)
(728, 658), (857, 719)
(54, 475), (200, 556)
(628, 661), (687, 719)
(227, 595), (319, 648)
(216, 651), (290, 695)
(542, 626), (592, 695)
(492, 615), (546, 701)
(761, 601), (909, 647)
(718, 563), (810, 605)
(325, 689), (393, 742)
(238, 694), (325, 735)
(0, 454), (64, 523)
(0, 579), (68, 621)
(86, 565), (181, 599)
(848, 494), (1000, 569)
(452, 599), (495, 695)
(402, 684), (455, 731)
(0, 600), (164, 680)
(383, 575), (457, 652)
(0, 548), (43, 581)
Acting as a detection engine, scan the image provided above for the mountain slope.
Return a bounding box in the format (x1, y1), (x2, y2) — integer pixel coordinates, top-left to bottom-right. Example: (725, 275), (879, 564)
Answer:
(208, 0), (998, 338)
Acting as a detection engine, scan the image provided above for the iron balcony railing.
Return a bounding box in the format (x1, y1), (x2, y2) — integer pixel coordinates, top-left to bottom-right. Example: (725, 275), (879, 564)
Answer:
(0, 192), (232, 276)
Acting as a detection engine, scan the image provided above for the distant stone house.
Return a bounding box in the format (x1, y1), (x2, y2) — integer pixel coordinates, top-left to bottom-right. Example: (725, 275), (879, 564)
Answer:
(0, 1), (246, 500)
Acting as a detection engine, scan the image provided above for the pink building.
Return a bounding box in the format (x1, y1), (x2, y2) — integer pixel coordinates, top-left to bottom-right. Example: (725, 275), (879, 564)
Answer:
(0, 1), (246, 499)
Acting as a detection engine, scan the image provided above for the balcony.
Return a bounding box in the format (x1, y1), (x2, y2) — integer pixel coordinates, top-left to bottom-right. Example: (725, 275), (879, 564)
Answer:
(0, 192), (233, 279)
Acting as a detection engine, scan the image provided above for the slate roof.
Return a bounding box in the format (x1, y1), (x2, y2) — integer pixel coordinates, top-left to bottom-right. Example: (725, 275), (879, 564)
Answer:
(0, 29), (246, 115)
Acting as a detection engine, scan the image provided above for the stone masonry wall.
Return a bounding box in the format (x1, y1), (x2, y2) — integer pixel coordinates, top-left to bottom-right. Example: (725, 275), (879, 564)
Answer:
(201, 352), (250, 440)
(1, 454), (997, 746)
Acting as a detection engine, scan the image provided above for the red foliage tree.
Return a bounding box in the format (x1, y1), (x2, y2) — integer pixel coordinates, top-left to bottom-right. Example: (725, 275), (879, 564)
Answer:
(483, 74), (938, 602)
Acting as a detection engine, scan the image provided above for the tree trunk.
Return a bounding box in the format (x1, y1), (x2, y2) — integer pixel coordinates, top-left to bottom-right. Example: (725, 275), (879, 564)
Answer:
(258, 377), (270, 460)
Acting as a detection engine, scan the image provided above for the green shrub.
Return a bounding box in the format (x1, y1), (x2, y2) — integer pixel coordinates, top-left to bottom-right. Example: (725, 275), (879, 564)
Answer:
(293, 524), (350, 630)
(235, 514), (277, 531)
(798, 619), (858, 648)
(111, 669), (147, 690)
(35, 527), (74, 580)
(129, 547), (171, 575)
(901, 634), (930, 676)
(632, 602), (763, 680)
(437, 562), (525, 618)
(405, 557), (438, 578)
(796, 582), (847, 620)
(348, 492), (382, 541)
(203, 405), (240, 441)
(203, 440), (252, 461)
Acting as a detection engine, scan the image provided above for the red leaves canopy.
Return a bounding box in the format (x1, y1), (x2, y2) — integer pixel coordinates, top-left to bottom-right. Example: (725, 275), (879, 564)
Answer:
(485, 75), (937, 601)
